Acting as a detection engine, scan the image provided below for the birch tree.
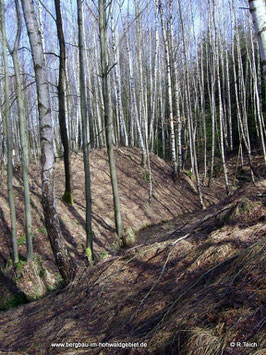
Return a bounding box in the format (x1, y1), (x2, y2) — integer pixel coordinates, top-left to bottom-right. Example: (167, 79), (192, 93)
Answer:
(212, 0), (229, 194)
(149, 0), (159, 150)
(158, 0), (178, 177)
(21, 0), (76, 283)
(110, 4), (128, 147)
(0, 0), (19, 264)
(123, 5), (147, 166)
(8, 0), (33, 261)
(248, 0), (266, 82)
(248, 16), (266, 164)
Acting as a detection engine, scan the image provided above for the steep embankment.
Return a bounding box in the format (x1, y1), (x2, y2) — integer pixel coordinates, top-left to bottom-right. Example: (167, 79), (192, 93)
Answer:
(0, 180), (265, 354)
(0, 148), (224, 272)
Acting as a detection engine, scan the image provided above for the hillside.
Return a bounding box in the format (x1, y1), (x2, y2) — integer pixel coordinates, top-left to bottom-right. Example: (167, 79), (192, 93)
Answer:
(0, 177), (265, 354)
(0, 148), (226, 298)
(0, 148), (265, 354)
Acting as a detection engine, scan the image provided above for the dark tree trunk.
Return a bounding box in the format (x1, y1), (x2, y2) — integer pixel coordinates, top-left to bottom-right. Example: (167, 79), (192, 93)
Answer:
(77, 0), (94, 261)
(54, 0), (73, 205)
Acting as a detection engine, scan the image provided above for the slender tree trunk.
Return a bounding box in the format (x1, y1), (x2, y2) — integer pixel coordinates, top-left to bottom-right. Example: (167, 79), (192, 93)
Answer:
(149, 0), (159, 150)
(200, 40), (207, 179)
(124, 12), (147, 166)
(169, 0), (182, 173)
(248, 17), (266, 164)
(177, 0), (195, 174)
(234, 3), (254, 181)
(77, 0), (94, 261)
(213, 0), (229, 194)
(9, 0), (33, 261)
(111, 5), (128, 146)
(99, 0), (124, 240)
(207, 12), (216, 186)
(135, 0), (148, 152)
(54, 0), (73, 205)
(0, 0), (19, 264)
(248, 0), (266, 82)
(21, 0), (76, 282)
(158, 0), (177, 177)
(225, 47), (233, 151)
(177, 0), (205, 207)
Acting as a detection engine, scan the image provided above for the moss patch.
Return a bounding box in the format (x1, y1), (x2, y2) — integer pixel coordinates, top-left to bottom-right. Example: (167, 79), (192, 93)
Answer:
(15, 259), (27, 274)
(17, 234), (35, 247)
(17, 235), (26, 246)
(122, 226), (136, 247)
(62, 191), (74, 205)
(99, 250), (110, 260)
(85, 247), (93, 265)
(183, 170), (195, 179)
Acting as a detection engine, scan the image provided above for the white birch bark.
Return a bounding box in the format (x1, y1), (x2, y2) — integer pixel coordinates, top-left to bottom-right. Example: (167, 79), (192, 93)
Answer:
(248, 0), (266, 82)
(21, 0), (76, 282)
(158, 0), (177, 176)
(234, 5), (255, 181)
(213, 0), (229, 194)
(170, 0), (182, 173)
(158, 51), (166, 158)
(9, 0), (33, 261)
(200, 40), (207, 178)
(149, 0), (160, 150)
(207, 9), (217, 186)
(248, 18), (266, 164)
(225, 47), (233, 151)
(0, 0), (19, 264)
(111, 5), (128, 146)
(124, 12), (147, 166)
(177, 0), (195, 174)
(135, 0), (148, 146)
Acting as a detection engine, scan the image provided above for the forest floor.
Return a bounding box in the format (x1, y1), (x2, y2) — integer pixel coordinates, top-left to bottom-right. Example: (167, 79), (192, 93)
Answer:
(0, 147), (227, 300)
(0, 148), (265, 354)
